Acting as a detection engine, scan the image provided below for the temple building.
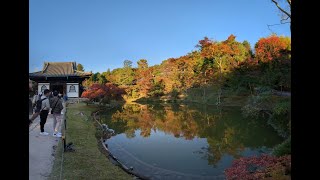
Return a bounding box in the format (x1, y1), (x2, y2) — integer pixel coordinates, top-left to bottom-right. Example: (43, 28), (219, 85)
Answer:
(29, 62), (92, 98)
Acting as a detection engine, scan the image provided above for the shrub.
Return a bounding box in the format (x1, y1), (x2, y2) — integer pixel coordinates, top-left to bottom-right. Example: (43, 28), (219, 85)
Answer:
(225, 154), (291, 180)
(273, 137), (291, 157)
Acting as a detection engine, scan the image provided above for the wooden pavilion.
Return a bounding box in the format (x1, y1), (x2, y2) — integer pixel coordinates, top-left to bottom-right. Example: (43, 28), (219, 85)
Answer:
(29, 62), (92, 97)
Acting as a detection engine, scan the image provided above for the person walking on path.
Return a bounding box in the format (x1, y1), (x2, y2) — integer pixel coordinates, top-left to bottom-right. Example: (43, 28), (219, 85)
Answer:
(39, 89), (51, 135)
(50, 91), (64, 138)
(29, 93), (41, 126)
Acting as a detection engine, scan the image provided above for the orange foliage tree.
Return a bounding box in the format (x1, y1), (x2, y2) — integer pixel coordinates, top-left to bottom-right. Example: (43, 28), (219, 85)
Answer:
(197, 34), (251, 74)
(135, 60), (154, 97)
(254, 35), (291, 63)
(81, 83), (126, 103)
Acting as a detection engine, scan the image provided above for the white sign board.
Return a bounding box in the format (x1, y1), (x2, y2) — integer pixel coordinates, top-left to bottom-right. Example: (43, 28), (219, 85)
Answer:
(38, 83), (50, 94)
(67, 83), (79, 98)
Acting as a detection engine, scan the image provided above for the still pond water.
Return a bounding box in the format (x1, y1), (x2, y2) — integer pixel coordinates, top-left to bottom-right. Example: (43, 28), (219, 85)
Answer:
(98, 103), (283, 179)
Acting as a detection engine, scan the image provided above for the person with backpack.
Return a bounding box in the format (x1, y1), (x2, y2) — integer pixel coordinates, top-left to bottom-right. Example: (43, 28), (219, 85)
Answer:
(38, 89), (51, 135)
(50, 91), (64, 137)
(32, 90), (38, 107)
(29, 93), (42, 126)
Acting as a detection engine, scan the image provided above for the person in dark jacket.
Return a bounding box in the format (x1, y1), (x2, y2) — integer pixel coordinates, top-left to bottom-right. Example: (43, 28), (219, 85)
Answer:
(63, 93), (68, 101)
(50, 91), (64, 137)
(39, 89), (51, 135)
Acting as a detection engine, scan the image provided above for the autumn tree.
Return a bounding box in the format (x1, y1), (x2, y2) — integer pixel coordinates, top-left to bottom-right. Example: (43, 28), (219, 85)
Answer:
(94, 34), (290, 103)
(107, 68), (135, 86)
(91, 72), (99, 82)
(148, 79), (165, 97)
(254, 35), (291, 63)
(193, 37), (216, 100)
(97, 73), (107, 84)
(137, 59), (148, 69)
(197, 34), (251, 104)
(242, 40), (253, 58)
(101, 69), (111, 83)
(82, 72), (97, 89)
(253, 35), (291, 91)
(77, 63), (85, 71)
(196, 35), (250, 80)
(123, 60), (133, 68)
(81, 83), (126, 104)
(82, 79), (93, 89)
(157, 54), (198, 94)
(135, 62), (154, 97)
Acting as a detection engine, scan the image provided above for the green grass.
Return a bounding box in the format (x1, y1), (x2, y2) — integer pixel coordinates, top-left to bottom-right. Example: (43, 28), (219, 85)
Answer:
(49, 103), (132, 180)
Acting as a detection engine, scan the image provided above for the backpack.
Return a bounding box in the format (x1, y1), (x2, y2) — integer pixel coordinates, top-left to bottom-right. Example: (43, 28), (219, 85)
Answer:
(32, 94), (40, 107)
(35, 97), (47, 112)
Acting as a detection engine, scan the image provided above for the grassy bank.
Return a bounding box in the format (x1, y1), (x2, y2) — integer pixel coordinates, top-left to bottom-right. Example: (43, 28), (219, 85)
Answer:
(49, 103), (132, 180)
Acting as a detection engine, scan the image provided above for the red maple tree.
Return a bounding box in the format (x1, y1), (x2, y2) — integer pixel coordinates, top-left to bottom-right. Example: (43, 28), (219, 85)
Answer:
(255, 35), (291, 63)
(81, 83), (126, 102)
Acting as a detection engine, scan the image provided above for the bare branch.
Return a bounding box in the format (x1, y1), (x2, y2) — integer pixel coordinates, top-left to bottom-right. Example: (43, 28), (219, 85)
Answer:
(280, 16), (290, 24)
(268, 22), (290, 27)
(267, 25), (275, 34)
(271, 0), (291, 19)
(267, 22), (291, 33)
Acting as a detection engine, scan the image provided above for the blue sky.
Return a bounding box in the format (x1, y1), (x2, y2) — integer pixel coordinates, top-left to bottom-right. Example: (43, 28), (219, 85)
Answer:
(29, 0), (290, 73)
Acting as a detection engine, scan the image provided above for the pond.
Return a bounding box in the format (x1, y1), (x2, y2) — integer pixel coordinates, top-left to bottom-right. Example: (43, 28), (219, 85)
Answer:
(98, 103), (283, 180)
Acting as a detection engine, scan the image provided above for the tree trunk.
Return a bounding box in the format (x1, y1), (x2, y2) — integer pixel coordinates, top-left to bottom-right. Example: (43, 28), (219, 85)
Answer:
(203, 71), (207, 102)
(216, 62), (222, 106)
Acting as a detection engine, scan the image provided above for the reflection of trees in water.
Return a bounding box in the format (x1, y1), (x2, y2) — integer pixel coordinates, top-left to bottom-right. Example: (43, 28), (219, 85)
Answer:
(204, 127), (245, 166)
(191, 107), (245, 166)
(101, 103), (281, 166)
